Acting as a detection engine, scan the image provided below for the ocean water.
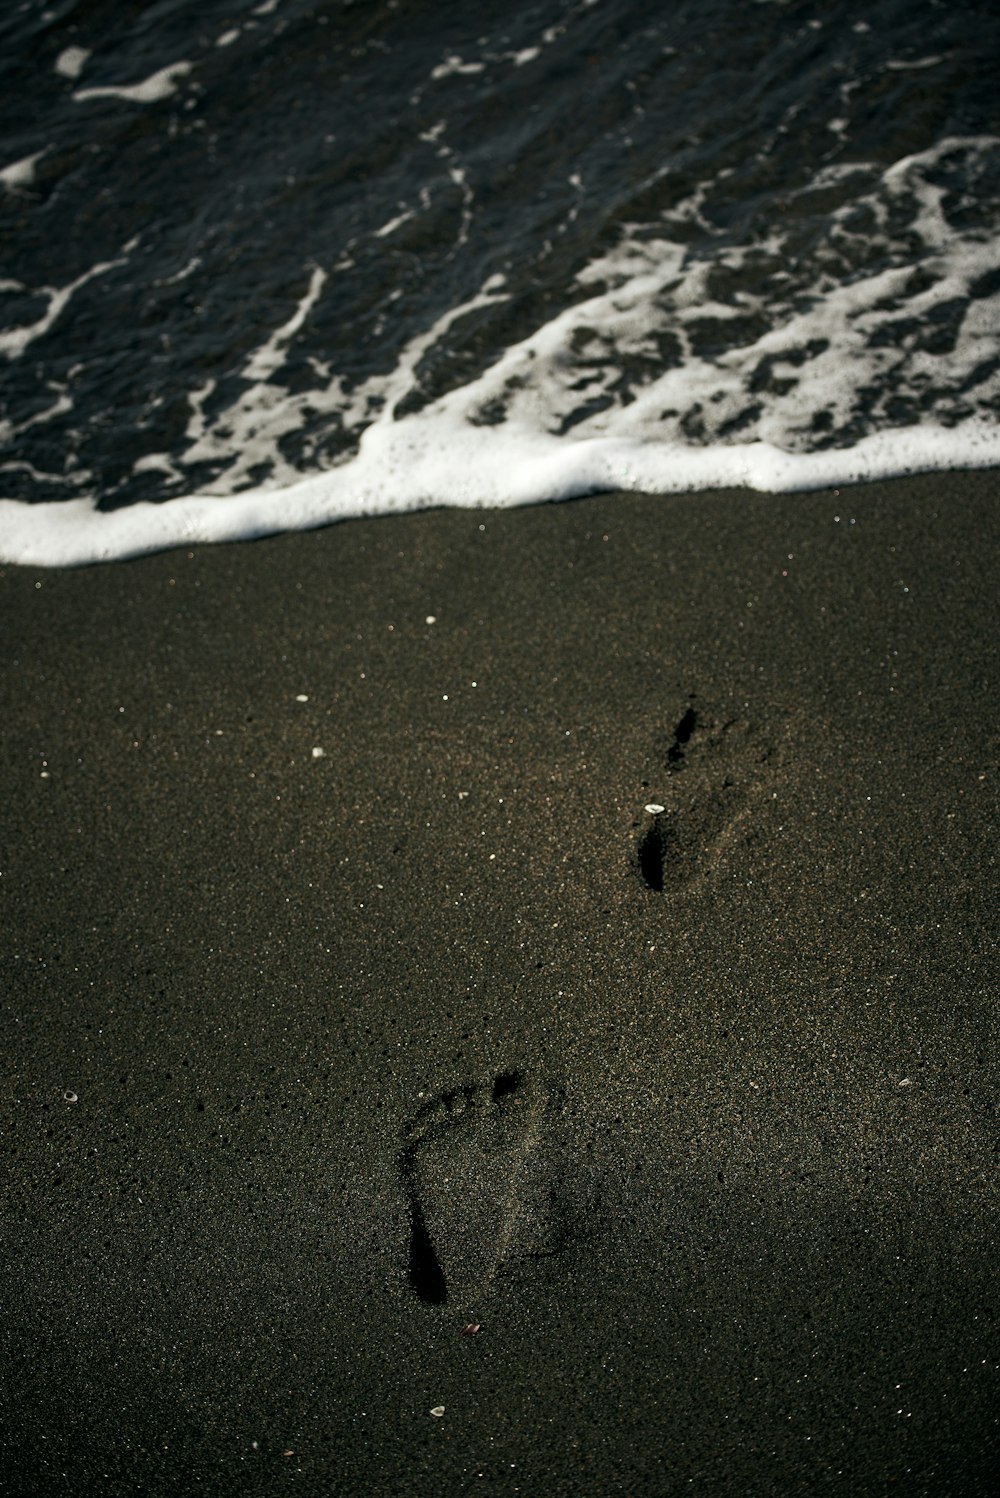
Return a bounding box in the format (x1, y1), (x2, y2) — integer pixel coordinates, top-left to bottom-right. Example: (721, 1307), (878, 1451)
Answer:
(1, 0), (999, 564)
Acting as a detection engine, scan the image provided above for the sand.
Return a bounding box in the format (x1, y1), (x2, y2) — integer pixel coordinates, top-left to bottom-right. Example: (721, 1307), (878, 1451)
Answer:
(1, 473), (997, 1495)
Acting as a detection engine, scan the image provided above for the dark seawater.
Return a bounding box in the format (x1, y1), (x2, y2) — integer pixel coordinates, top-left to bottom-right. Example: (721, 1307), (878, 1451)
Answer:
(1, 0), (999, 559)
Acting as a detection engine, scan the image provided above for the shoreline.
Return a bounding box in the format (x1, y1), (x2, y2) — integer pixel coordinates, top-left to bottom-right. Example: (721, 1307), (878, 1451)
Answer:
(2, 472), (998, 1494)
(4, 431), (1000, 569)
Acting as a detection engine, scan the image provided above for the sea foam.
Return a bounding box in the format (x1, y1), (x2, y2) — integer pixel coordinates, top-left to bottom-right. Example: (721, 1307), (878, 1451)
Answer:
(2, 417), (997, 568)
(1, 137), (998, 566)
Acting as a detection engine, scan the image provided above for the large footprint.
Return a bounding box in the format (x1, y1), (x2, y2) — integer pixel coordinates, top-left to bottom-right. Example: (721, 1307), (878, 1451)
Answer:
(637, 699), (779, 892)
(401, 1072), (561, 1309)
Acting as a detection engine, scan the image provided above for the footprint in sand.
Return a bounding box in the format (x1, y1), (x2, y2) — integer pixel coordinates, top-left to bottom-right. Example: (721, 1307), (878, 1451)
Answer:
(637, 698), (779, 893)
(401, 1071), (565, 1309)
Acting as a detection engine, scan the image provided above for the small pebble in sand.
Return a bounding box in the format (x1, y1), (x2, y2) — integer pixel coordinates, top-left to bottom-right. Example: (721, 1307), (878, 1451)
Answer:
(644, 803), (665, 815)
(311, 746), (325, 759)
(430, 1406), (445, 1418)
(64, 1090), (78, 1104)
(461, 1323), (481, 1336)
(295, 694), (308, 702)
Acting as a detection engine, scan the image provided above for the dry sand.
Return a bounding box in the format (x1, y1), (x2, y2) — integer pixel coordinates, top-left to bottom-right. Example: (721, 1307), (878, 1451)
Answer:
(1, 474), (997, 1494)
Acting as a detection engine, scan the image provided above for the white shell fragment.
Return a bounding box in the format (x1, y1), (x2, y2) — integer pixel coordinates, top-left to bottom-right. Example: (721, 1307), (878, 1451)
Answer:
(644, 803), (665, 814)
(430, 1406), (445, 1418)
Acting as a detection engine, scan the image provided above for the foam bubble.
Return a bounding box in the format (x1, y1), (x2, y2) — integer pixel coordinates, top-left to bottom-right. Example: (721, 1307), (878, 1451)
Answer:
(55, 47), (92, 81)
(0, 150), (49, 191)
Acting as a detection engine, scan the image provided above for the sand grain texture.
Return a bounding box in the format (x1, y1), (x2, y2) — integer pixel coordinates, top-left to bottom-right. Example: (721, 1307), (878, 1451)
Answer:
(1, 476), (997, 1495)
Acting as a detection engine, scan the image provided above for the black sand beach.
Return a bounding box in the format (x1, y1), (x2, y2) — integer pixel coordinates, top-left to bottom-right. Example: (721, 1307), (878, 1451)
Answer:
(1, 474), (997, 1495)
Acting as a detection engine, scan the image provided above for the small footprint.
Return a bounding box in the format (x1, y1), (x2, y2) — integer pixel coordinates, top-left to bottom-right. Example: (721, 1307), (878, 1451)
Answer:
(637, 699), (778, 892)
(401, 1072), (563, 1308)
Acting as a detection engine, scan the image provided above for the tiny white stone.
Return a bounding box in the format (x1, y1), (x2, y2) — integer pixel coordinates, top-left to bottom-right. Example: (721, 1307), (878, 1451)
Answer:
(311, 746), (325, 759)
(425, 615), (437, 625)
(644, 803), (665, 815)
(296, 694), (309, 702)
(430, 1406), (445, 1418)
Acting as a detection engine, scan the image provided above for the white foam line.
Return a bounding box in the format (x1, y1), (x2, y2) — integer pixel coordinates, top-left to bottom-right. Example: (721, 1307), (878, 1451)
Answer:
(431, 56), (486, 81)
(74, 61), (192, 105)
(886, 56), (945, 71)
(0, 241), (137, 360)
(3, 420), (998, 568)
(375, 209), (416, 238)
(0, 383), (73, 446)
(243, 266), (327, 381)
(156, 255), (202, 287)
(0, 460), (82, 486)
(419, 123), (475, 252)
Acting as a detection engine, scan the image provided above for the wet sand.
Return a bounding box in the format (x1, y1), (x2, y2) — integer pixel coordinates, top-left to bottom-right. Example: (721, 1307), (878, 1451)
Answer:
(1, 474), (997, 1495)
